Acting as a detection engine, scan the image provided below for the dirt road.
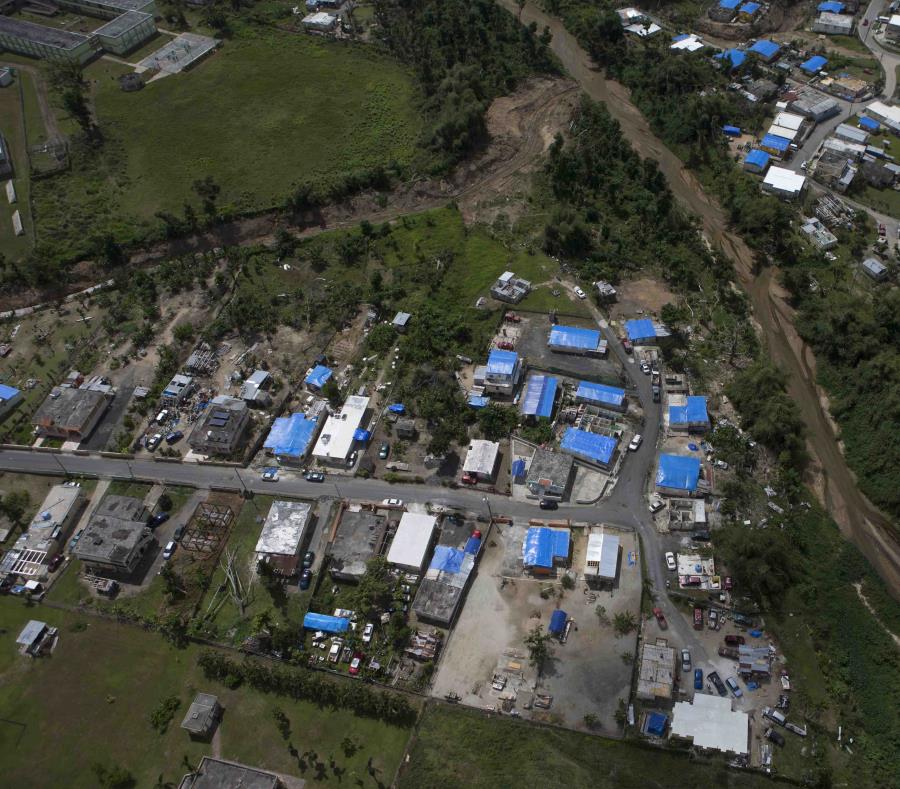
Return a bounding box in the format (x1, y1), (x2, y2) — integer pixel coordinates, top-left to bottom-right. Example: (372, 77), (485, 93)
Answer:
(497, 0), (900, 596)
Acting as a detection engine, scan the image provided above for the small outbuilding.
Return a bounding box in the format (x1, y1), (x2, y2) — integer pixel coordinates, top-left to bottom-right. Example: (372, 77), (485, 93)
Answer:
(181, 693), (221, 740)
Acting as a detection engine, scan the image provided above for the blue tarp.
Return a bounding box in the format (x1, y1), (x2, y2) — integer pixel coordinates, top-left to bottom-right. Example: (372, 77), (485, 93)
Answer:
(800, 55), (827, 74)
(523, 527), (571, 569)
(464, 536), (481, 555)
(561, 428), (617, 465)
(715, 48), (746, 70)
(548, 325), (602, 350)
(719, 0), (740, 8)
(740, 2), (760, 14)
(817, 0), (844, 11)
(761, 133), (791, 153)
(859, 116), (880, 131)
(468, 395), (490, 409)
(656, 454), (701, 492)
(521, 374), (558, 418)
(353, 428), (371, 442)
(625, 318), (656, 342)
(303, 613), (350, 633)
(263, 413), (318, 459)
(723, 125), (741, 136)
(672, 33), (689, 42)
(388, 403), (406, 414)
(669, 396), (710, 426)
(576, 381), (625, 408)
(486, 349), (518, 376)
(511, 458), (526, 478)
(430, 545), (466, 574)
(549, 609), (568, 634)
(745, 148), (770, 170)
(646, 712), (668, 736)
(0, 383), (20, 400)
(749, 39), (780, 59)
(305, 365), (332, 389)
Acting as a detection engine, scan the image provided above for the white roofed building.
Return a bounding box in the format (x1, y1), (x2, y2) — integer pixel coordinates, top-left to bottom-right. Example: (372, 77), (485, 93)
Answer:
(463, 439), (500, 482)
(670, 694), (750, 755)
(312, 395), (369, 465)
(386, 512), (437, 573)
(254, 500), (313, 576)
(584, 530), (620, 582)
(762, 166), (806, 199)
(864, 100), (900, 133)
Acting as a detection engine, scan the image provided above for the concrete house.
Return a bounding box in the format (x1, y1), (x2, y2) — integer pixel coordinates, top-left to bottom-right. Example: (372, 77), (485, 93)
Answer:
(73, 495), (153, 576)
(490, 271), (531, 303)
(526, 448), (574, 500)
(254, 500), (313, 577)
(463, 439), (500, 482)
(181, 693), (221, 740)
(189, 396), (250, 457)
(32, 387), (110, 441)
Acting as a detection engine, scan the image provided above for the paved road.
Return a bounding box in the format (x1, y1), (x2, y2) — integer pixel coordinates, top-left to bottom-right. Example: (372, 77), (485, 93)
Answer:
(859, 0), (900, 100)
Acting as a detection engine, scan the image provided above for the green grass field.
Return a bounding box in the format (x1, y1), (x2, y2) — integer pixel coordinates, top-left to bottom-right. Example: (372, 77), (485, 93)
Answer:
(0, 602), (411, 788)
(28, 25), (426, 261)
(852, 183), (900, 218)
(0, 71), (33, 260)
(400, 703), (776, 788)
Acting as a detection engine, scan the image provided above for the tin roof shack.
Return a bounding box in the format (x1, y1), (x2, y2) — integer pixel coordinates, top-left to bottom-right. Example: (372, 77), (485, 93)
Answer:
(386, 512), (438, 573)
(526, 448), (574, 500)
(861, 257), (888, 281)
(667, 499), (707, 531)
(181, 693), (221, 740)
(189, 396), (250, 457)
(490, 271), (532, 303)
(395, 418), (417, 439)
(624, 318), (669, 345)
(738, 644), (773, 676)
(239, 370), (272, 408)
(32, 386), (110, 441)
(392, 312), (411, 332)
(73, 495), (153, 576)
(302, 11), (337, 30)
(254, 500), (313, 577)
(670, 694), (749, 755)
(584, 530), (620, 583)
(312, 395), (370, 466)
(328, 508), (387, 582)
(413, 520), (482, 625)
(178, 757), (282, 789)
(16, 620), (56, 657)
(522, 526), (570, 575)
(463, 439), (500, 482)
(637, 639), (676, 700)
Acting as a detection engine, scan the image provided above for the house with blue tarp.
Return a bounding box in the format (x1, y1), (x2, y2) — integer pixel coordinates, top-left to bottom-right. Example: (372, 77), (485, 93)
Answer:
(743, 148), (770, 174)
(547, 325), (607, 355)
(484, 349), (522, 395)
(520, 374), (558, 419)
(711, 0), (741, 19)
(858, 116), (880, 132)
(624, 318), (659, 344)
(656, 454), (702, 495)
(800, 55), (827, 74)
(748, 39), (781, 62)
(738, 1), (760, 19)
(303, 613), (350, 633)
(412, 521), (482, 625)
(760, 133), (791, 156)
(715, 49), (746, 70)
(575, 381), (626, 411)
(817, 0), (844, 10)
(523, 527), (571, 574)
(468, 394), (490, 409)
(723, 125), (741, 136)
(305, 365), (332, 390)
(669, 396), (711, 432)
(645, 712), (668, 736)
(560, 428), (618, 468)
(0, 383), (23, 418)
(263, 413), (320, 462)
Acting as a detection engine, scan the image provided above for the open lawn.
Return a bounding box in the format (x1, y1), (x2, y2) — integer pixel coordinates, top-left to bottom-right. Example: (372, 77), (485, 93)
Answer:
(0, 71), (32, 260)
(851, 183), (900, 218)
(28, 25), (426, 261)
(0, 602), (411, 788)
(399, 703), (776, 789)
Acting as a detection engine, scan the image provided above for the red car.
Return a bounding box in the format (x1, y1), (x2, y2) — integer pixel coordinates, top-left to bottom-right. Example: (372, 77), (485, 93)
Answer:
(725, 634), (746, 646)
(504, 313), (521, 323)
(693, 607), (704, 630)
(461, 473), (477, 485)
(496, 341), (515, 351)
(47, 553), (64, 573)
(724, 576), (734, 591)
(349, 653), (364, 675)
(652, 607), (668, 630)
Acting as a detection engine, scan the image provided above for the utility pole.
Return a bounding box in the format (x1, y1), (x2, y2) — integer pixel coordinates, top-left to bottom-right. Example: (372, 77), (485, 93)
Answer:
(482, 495), (494, 524)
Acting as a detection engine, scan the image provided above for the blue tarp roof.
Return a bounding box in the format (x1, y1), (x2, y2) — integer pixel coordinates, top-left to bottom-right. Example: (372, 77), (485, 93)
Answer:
(761, 133), (791, 152)
(646, 712), (668, 736)
(656, 454), (701, 492)
(388, 403), (406, 414)
(486, 349), (518, 376)
(430, 545), (466, 574)
(263, 413), (318, 459)
(511, 458), (527, 478)
(464, 535), (481, 555)
(521, 374), (558, 418)
(859, 116), (880, 131)
(672, 33), (689, 42)
(749, 39), (780, 58)
(576, 381), (625, 407)
(305, 365), (332, 388)
(715, 48), (746, 69)
(548, 324), (602, 350)
(800, 55), (827, 73)
(719, 0), (740, 8)
(561, 428), (617, 465)
(745, 149), (770, 169)
(740, 2), (760, 13)
(303, 613), (350, 633)
(669, 396), (710, 426)
(625, 318), (656, 341)
(0, 384), (20, 400)
(549, 609), (568, 634)
(353, 428), (371, 442)
(723, 125), (741, 135)
(817, 0), (844, 11)
(468, 395), (490, 409)
(523, 527), (571, 569)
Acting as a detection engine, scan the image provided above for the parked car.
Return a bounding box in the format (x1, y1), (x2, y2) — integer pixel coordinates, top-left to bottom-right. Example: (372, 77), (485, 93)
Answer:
(146, 433), (162, 451)
(362, 623), (374, 643)
(648, 496), (664, 513)
(714, 459), (729, 470)
(664, 551), (676, 571)
(539, 499), (558, 510)
(724, 576), (734, 591)
(162, 540), (176, 560)
(652, 607), (668, 629)
(708, 609), (718, 629)
(693, 607), (704, 630)
(165, 430), (183, 444)
(724, 634), (745, 646)
(496, 340), (515, 351)
(694, 668), (703, 690)
(725, 676), (743, 698)
(299, 569), (312, 590)
(766, 727), (785, 747)
(718, 646), (740, 660)
(261, 467), (279, 481)
(382, 498), (403, 507)
(378, 442), (390, 459)
(708, 671), (728, 697)
(573, 286), (586, 299)
(733, 612), (754, 627)
(640, 362), (651, 375)
(149, 511), (170, 527)
(628, 434), (643, 451)
(346, 450), (358, 468)
(304, 471), (325, 482)
(69, 529), (84, 550)
(622, 339), (632, 354)
(652, 385), (661, 403)
(681, 649), (692, 671)
(692, 531), (712, 542)
(302, 551), (315, 569)
(173, 525), (186, 542)
(349, 654), (363, 675)
(461, 472), (477, 485)
(47, 553), (64, 573)
(155, 409), (169, 424)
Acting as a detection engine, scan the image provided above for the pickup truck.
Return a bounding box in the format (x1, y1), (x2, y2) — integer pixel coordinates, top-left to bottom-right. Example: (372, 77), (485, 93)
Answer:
(718, 646), (740, 660)
(652, 607), (668, 630)
(708, 671), (728, 697)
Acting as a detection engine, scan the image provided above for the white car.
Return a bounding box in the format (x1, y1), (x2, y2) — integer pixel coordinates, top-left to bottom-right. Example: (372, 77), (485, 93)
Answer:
(362, 623), (374, 643)
(382, 498), (403, 507)
(628, 434), (642, 451)
(649, 496), (665, 513)
(665, 551), (676, 571)
(573, 286), (586, 299)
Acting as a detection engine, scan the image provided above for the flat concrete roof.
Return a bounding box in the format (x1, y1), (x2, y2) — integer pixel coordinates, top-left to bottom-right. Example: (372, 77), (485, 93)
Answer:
(94, 10), (153, 37)
(181, 693), (219, 734)
(33, 387), (106, 432)
(312, 396), (369, 461)
(0, 15), (90, 50)
(329, 508), (387, 579)
(463, 440), (499, 476)
(178, 757), (280, 789)
(73, 495), (149, 566)
(637, 640), (676, 700)
(254, 500), (313, 557)
(386, 512), (436, 571)
(671, 693), (750, 755)
(527, 448), (573, 486)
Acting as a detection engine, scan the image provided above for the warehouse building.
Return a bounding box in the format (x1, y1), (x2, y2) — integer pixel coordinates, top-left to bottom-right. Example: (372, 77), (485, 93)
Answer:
(520, 373), (558, 420)
(0, 16), (94, 64)
(73, 495), (153, 576)
(93, 10), (156, 55)
(547, 324), (607, 355)
(575, 381), (626, 412)
(189, 396), (250, 457)
(835, 123), (869, 145)
(386, 512), (437, 573)
(790, 91), (840, 122)
(328, 508), (387, 582)
(560, 427), (618, 469)
(812, 11), (854, 35)
(522, 526), (570, 574)
(656, 454), (703, 496)
(624, 318), (668, 345)
(526, 448), (574, 500)
(463, 439), (500, 482)
(762, 166), (806, 199)
(668, 395), (710, 432)
(262, 413), (320, 464)
(584, 530), (620, 583)
(312, 395), (369, 466)
(254, 500), (313, 576)
(670, 694), (750, 756)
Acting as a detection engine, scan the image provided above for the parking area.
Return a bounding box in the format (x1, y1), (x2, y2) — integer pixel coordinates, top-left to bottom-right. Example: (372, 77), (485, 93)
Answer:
(431, 521), (641, 730)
